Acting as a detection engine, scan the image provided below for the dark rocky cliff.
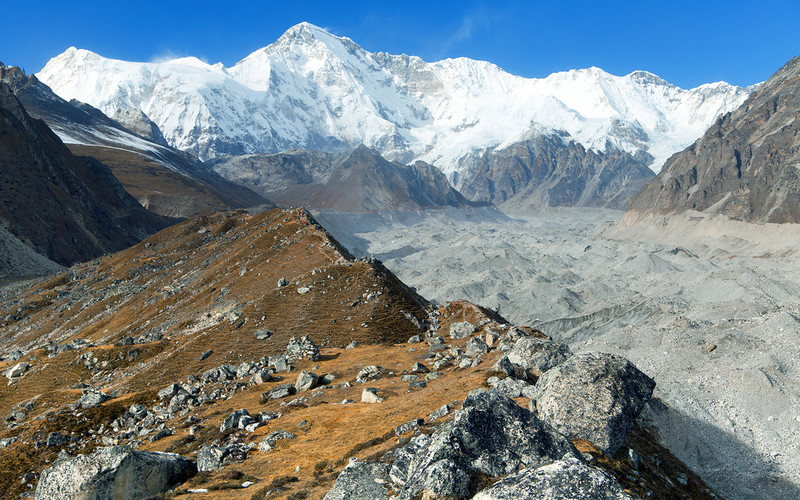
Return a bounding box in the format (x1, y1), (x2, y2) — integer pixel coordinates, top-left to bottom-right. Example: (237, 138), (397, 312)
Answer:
(627, 56), (800, 223)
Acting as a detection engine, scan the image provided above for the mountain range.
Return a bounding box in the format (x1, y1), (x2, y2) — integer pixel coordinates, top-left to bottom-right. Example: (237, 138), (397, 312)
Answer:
(37, 22), (751, 183)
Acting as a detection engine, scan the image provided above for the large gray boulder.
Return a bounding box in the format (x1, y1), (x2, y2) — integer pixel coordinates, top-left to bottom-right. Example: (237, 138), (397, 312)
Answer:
(533, 352), (655, 456)
(323, 460), (390, 500)
(449, 321), (477, 339)
(473, 457), (635, 499)
(387, 389), (579, 499)
(35, 445), (196, 499)
(503, 337), (572, 380)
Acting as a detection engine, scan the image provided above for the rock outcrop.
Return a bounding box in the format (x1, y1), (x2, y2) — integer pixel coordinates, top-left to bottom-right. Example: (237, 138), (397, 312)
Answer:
(35, 445), (196, 499)
(533, 352), (656, 455)
(454, 132), (656, 210)
(627, 56), (800, 223)
(473, 457), (634, 500)
(211, 145), (480, 212)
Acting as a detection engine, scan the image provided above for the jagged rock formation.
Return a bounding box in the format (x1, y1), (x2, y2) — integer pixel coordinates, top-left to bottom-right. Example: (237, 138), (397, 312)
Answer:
(35, 445), (196, 499)
(627, 56), (800, 223)
(0, 64), (268, 218)
(0, 81), (169, 274)
(212, 145), (480, 212)
(454, 132), (656, 210)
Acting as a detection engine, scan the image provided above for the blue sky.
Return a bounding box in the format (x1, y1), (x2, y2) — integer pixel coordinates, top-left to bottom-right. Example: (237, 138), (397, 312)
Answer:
(3, 1), (799, 88)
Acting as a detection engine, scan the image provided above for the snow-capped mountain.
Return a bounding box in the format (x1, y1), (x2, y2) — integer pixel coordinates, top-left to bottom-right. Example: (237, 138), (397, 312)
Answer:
(37, 22), (751, 177)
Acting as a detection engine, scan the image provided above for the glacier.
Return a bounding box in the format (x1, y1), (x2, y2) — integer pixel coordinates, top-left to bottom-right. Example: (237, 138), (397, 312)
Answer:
(37, 21), (752, 175)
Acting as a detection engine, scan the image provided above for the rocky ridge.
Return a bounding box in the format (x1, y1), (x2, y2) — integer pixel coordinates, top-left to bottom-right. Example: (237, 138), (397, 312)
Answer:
(0, 80), (169, 277)
(211, 145), (481, 212)
(0, 63), (268, 219)
(627, 56), (800, 223)
(0, 208), (719, 499)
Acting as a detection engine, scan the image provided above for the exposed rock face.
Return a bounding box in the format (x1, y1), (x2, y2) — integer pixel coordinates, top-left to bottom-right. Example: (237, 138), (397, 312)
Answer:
(35, 445), (196, 499)
(384, 390), (579, 498)
(323, 460), (391, 500)
(211, 145), (479, 212)
(454, 133), (656, 210)
(533, 352), (656, 455)
(499, 337), (572, 380)
(473, 457), (634, 500)
(627, 56), (800, 223)
(0, 81), (169, 271)
(0, 64), (268, 219)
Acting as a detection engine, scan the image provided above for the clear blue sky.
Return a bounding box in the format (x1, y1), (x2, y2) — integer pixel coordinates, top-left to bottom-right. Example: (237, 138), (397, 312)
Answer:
(3, 0), (798, 88)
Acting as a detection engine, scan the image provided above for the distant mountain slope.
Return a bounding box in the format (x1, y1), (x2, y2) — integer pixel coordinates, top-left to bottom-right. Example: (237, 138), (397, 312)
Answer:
(0, 64), (268, 218)
(453, 131), (656, 210)
(627, 56), (800, 223)
(212, 145), (481, 212)
(37, 22), (750, 178)
(0, 82), (169, 273)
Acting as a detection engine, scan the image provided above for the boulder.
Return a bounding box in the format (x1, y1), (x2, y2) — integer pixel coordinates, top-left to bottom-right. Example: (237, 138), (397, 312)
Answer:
(77, 389), (110, 409)
(449, 321), (476, 339)
(219, 409), (256, 433)
(356, 365), (383, 383)
(5, 361), (29, 379)
(385, 390), (579, 498)
(473, 457), (634, 499)
(323, 459), (390, 500)
(504, 337), (572, 380)
(196, 443), (248, 471)
(295, 370), (318, 392)
(257, 430), (297, 453)
(35, 445), (196, 499)
(533, 352), (656, 456)
(253, 328), (273, 340)
(465, 336), (489, 357)
(285, 335), (320, 361)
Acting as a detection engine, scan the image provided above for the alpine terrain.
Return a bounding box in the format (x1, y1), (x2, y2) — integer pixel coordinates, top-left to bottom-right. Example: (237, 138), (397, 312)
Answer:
(36, 22), (750, 208)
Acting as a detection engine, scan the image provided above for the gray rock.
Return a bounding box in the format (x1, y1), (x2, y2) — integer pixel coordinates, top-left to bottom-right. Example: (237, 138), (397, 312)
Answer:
(268, 355), (291, 372)
(253, 329), (273, 340)
(407, 335), (422, 344)
(295, 370), (319, 392)
(408, 380), (427, 389)
(505, 337), (572, 380)
(487, 376), (531, 398)
(356, 365), (383, 383)
(465, 336), (489, 357)
(395, 418), (424, 436)
(77, 389), (110, 409)
(219, 409), (256, 433)
(449, 321), (477, 339)
(429, 403), (454, 421)
(345, 340), (359, 350)
(46, 432), (67, 447)
(285, 335), (320, 362)
(197, 442), (248, 471)
(473, 457), (634, 499)
(249, 369), (274, 385)
(264, 383), (295, 400)
(0, 437), (18, 448)
(199, 349), (212, 361)
(5, 361), (29, 379)
(35, 445), (196, 499)
(277, 277), (287, 287)
(386, 390), (580, 498)
(323, 459), (390, 500)
(157, 383), (183, 400)
(236, 362), (257, 378)
(533, 352), (656, 456)
(410, 362), (429, 373)
(257, 430), (297, 453)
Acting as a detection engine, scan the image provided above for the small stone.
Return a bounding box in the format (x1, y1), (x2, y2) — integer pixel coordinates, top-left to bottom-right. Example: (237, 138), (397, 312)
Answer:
(395, 418), (424, 436)
(295, 370), (319, 392)
(409, 380), (427, 389)
(356, 365), (383, 383)
(254, 329), (273, 340)
(407, 335), (422, 344)
(277, 278), (288, 287)
(258, 430), (297, 452)
(297, 286), (312, 295)
(345, 340), (359, 350)
(5, 362), (29, 379)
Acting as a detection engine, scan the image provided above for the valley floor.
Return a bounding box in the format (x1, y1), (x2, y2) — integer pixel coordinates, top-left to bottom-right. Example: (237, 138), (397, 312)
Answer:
(316, 207), (800, 500)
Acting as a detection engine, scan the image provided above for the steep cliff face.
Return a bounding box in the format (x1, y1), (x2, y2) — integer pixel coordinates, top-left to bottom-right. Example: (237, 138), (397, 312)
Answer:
(454, 132), (655, 210)
(628, 56), (800, 223)
(0, 82), (168, 269)
(212, 146), (479, 212)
